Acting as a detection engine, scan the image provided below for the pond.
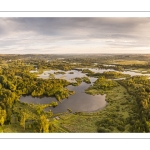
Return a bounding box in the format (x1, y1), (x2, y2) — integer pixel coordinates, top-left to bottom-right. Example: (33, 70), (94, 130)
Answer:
(37, 69), (87, 82)
(20, 76), (106, 113)
(31, 67), (150, 80)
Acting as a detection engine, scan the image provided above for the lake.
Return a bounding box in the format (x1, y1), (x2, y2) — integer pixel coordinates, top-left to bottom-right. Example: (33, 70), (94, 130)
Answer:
(22, 68), (150, 113)
(20, 72), (106, 113)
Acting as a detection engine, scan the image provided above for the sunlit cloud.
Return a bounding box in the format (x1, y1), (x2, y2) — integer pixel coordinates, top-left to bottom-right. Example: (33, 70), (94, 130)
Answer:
(0, 18), (150, 54)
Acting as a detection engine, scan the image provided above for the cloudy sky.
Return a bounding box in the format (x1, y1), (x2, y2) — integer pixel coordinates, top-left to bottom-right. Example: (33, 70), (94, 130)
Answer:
(0, 17), (150, 54)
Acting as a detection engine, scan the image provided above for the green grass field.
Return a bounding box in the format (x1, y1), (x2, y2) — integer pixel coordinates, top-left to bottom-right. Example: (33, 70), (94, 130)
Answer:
(114, 60), (147, 65)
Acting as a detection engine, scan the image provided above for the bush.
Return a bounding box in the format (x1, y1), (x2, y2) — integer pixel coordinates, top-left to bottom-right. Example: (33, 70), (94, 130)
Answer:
(97, 127), (110, 133)
(117, 125), (125, 132)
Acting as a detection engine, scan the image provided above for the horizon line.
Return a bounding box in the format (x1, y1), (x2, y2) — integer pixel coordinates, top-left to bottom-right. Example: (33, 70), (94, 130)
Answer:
(1, 53), (150, 55)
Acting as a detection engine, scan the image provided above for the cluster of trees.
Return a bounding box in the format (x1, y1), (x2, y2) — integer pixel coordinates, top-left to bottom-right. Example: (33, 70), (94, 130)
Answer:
(0, 87), (19, 125)
(82, 77), (91, 84)
(96, 113), (126, 132)
(71, 77), (91, 86)
(92, 77), (118, 90)
(0, 61), (76, 130)
(11, 106), (54, 132)
(85, 77), (118, 95)
(69, 72), (74, 74)
(87, 71), (130, 79)
(73, 77), (83, 86)
(118, 76), (150, 132)
(39, 115), (51, 133)
(96, 65), (124, 72)
(54, 71), (65, 75)
(98, 71), (130, 79)
(0, 71), (74, 101)
(82, 69), (94, 74)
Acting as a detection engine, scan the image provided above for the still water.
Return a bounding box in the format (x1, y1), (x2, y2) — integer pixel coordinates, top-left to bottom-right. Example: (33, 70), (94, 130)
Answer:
(22, 68), (150, 113)
(20, 73), (106, 113)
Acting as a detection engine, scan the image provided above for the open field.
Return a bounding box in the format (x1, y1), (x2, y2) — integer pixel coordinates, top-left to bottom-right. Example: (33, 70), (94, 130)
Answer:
(113, 60), (147, 65)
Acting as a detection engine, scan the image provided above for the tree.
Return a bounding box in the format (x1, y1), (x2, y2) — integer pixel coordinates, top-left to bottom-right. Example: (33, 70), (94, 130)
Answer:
(20, 112), (28, 130)
(36, 107), (43, 115)
(0, 108), (6, 126)
(39, 115), (49, 133)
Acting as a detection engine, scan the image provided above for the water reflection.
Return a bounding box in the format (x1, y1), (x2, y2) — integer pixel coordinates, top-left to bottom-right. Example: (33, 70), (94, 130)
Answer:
(23, 68), (150, 113)
(20, 77), (106, 113)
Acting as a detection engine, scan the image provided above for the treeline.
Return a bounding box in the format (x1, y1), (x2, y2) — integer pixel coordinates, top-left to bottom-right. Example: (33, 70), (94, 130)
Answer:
(96, 65), (125, 72)
(118, 76), (150, 132)
(86, 71), (130, 79)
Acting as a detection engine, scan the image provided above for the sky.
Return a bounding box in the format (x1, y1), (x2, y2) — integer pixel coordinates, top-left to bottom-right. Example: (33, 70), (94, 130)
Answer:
(0, 17), (150, 54)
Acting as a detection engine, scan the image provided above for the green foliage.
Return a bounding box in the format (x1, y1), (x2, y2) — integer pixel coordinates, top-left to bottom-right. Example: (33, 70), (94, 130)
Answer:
(0, 108), (6, 126)
(69, 72), (74, 74)
(49, 101), (58, 108)
(0, 88), (19, 108)
(49, 73), (55, 79)
(82, 69), (94, 74)
(54, 71), (65, 75)
(86, 77), (118, 95)
(1, 54), (150, 133)
(75, 77), (82, 85)
(118, 76), (150, 132)
(97, 127), (110, 133)
(67, 108), (72, 113)
(20, 111), (28, 130)
(82, 77), (91, 84)
(39, 115), (49, 133)
(87, 71), (130, 79)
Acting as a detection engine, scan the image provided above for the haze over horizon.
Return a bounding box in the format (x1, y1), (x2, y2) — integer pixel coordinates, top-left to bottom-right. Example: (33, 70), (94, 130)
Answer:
(0, 17), (150, 54)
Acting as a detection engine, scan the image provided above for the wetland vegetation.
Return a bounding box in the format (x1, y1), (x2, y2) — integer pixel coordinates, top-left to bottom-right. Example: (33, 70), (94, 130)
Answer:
(1, 54), (150, 132)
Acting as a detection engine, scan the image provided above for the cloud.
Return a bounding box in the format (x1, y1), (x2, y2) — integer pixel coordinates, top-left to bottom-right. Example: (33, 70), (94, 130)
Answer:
(0, 17), (150, 54)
